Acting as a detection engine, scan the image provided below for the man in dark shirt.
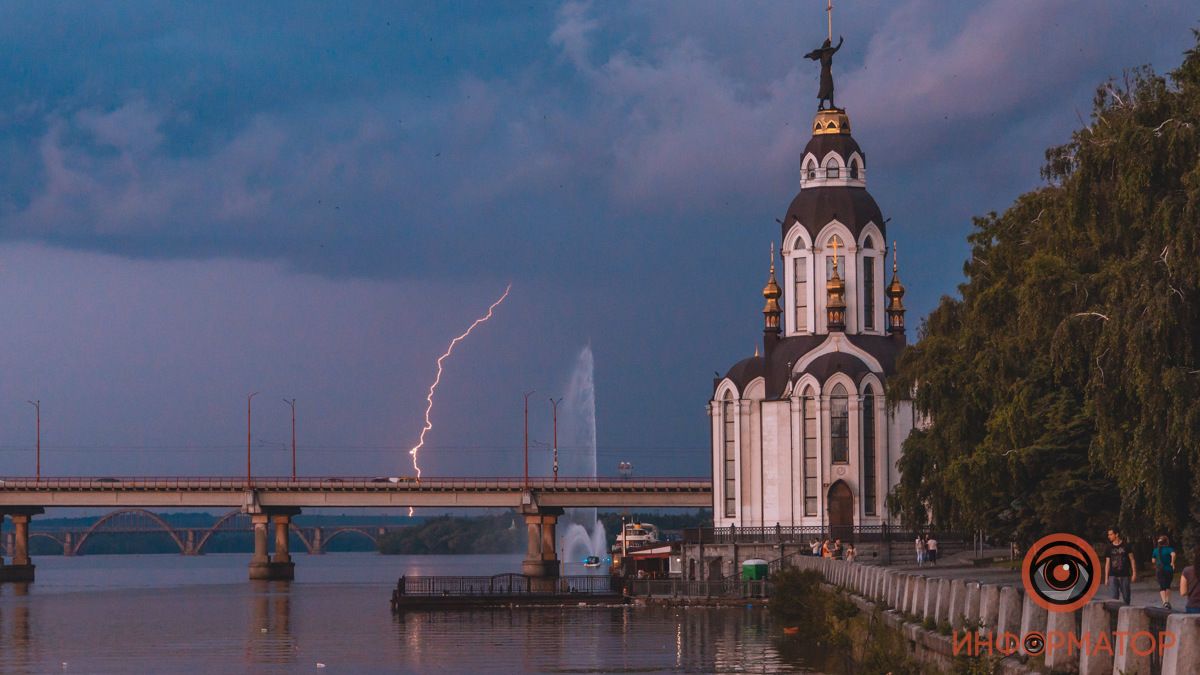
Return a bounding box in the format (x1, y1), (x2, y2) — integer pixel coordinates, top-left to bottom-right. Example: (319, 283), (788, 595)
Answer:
(1104, 528), (1137, 605)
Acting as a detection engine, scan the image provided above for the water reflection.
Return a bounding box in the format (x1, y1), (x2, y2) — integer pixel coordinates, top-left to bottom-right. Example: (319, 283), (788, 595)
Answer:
(0, 583), (33, 669)
(0, 555), (823, 672)
(392, 605), (806, 673)
(246, 581), (295, 667)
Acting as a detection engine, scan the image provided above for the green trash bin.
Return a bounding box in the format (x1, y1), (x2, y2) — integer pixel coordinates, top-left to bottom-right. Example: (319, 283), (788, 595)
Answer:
(741, 559), (768, 581)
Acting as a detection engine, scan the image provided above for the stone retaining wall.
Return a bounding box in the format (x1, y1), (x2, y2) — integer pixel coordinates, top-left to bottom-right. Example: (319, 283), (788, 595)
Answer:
(782, 555), (1200, 675)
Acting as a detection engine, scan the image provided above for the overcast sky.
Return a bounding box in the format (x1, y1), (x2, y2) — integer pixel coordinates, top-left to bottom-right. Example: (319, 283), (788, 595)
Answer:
(0, 1), (1195, 482)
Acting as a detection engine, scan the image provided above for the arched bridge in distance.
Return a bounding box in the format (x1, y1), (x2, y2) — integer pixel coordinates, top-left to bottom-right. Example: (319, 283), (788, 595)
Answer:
(3, 508), (395, 557)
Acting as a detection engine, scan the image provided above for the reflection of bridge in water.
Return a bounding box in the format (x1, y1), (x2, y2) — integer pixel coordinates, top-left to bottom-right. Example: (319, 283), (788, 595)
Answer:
(0, 476), (711, 584)
(2, 508), (398, 557)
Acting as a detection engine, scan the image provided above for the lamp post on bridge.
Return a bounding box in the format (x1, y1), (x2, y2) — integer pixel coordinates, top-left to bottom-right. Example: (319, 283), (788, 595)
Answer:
(282, 398), (296, 481)
(549, 397), (562, 483)
(26, 400), (40, 481)
(523, 390), (535, 488)
(247, 392), (259, 484)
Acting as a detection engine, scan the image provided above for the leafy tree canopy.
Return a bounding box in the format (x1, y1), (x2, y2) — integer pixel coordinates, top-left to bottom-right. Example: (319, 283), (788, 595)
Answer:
(888, 31), (1200, 549)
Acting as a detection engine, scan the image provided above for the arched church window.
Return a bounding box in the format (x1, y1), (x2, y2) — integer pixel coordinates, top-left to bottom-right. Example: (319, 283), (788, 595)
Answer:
(805, 159), (817, 180)
(793, 254), (808, 333)
(830, 383), (849, 463)
(722, 392), (736, 518)
(802, 386), (818, 516)
(862, 384), (877, 515)
(863, 235), (876, 250)
(825, 157), (840, 179)
(863, 254), (876, 330)
(825, 236), (845, 280)
(849, 158), (860, 179)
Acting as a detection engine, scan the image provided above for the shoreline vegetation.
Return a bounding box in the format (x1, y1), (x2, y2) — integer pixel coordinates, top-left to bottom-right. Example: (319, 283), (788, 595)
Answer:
(887, 32), (1200, 552)
(770, 568), (1007, 675)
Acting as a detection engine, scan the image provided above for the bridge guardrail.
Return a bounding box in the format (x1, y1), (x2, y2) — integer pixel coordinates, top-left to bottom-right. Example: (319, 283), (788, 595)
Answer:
(0, 476), (711, 491)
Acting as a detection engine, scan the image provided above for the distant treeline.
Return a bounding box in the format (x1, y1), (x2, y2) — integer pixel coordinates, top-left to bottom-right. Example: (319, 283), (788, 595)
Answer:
(379, 514), (526, 555)
(378, 510), (713, 555)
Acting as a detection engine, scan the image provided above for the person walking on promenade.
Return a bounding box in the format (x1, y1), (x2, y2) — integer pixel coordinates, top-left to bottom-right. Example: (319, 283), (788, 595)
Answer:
(821, 539), (832, 558)
(810, 539), (821, 556)
(845, 543), (857, 563)
(927, 535), (939, 565)
(1152, 534), (1177, 609)
(915, 534), (925, 567)
(1105, 527), (1137, 605)
(1181, 544), (1200, 614)
(832, 539), (844, 560)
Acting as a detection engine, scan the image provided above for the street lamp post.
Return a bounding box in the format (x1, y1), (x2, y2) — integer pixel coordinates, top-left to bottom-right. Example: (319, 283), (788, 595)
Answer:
(523, 390), (535, 488)
(26, 400), (40, 481)
(549, 398), (562, 482)
(247, 392), (259, 484)
(283, 398), (296, 481)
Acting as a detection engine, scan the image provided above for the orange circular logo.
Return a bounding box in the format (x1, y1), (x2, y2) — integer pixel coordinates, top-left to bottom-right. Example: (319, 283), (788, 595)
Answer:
(1021, 533), (1101, 613)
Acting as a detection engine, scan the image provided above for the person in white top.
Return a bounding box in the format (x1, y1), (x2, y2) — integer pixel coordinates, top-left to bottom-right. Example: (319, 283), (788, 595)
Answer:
(927, 536), (939, 565)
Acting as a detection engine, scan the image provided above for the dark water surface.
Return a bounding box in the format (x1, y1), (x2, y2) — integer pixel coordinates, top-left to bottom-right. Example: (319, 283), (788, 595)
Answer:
(0, 553), (817, 673)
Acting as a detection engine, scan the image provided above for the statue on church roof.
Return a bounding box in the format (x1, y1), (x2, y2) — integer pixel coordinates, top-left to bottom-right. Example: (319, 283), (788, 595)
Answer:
(805, 36), (843, 111)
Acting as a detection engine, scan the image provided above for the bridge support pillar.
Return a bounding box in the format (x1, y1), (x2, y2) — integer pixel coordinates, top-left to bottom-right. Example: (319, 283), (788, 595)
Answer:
(248, 509), (298, 581)
(520, 505), (564, 593)
(63, 532), (75, 556)
(0, 508), (43, 583)
(184, 530), (198, 556)
(311, 527), (324, 555)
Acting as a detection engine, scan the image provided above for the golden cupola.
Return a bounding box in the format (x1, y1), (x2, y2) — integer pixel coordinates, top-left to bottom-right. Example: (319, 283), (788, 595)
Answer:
(825, 239), (847, 332)
(886, 241), (906, 334)
(762, 243), (782, 334)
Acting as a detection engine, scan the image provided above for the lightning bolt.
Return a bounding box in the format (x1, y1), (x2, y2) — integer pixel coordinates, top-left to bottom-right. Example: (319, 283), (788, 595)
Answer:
(406, 283), (511, 515)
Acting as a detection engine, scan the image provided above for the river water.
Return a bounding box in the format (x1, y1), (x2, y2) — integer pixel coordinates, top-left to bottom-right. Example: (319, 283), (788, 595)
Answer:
(0, 553), (822, 673)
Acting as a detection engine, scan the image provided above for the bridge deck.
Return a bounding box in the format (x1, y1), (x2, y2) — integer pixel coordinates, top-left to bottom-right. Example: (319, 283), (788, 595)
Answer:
(0, 477), (712, 508)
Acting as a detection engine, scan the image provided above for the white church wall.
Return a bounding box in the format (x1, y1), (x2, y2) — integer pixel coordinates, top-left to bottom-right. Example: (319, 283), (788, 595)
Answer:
(760, 399), (792, 526)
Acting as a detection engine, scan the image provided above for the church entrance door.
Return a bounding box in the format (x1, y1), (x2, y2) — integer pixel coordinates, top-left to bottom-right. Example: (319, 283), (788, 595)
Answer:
(827, 480), (853, 542)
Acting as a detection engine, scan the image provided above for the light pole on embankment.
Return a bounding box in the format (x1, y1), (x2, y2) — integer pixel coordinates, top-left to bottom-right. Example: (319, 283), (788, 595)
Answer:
(26, 400), (40, 480)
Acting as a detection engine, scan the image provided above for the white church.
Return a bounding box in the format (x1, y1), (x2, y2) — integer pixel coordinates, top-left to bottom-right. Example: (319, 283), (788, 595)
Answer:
(707, 104), (916, 535)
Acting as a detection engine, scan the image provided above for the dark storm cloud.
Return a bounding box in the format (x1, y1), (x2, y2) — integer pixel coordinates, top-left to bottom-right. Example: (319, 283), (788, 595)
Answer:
(0, 1), (1195, 479)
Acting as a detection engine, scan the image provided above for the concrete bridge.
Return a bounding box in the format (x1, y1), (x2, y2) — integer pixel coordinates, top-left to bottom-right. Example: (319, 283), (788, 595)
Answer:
(2, 508), (399, 557)
(0, 476), (711, 584)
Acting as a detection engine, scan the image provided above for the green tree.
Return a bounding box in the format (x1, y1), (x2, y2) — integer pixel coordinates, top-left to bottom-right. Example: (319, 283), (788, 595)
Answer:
(889, 31), (1200, 548)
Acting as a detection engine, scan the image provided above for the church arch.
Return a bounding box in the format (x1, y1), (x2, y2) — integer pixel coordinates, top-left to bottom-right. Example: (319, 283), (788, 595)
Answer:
(784, 224), (812, 253)
(713, 379), (740, 401)
(858, 224), (883, 251)
(743, 377), (766, 401)
(814, 222), (855, 253)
